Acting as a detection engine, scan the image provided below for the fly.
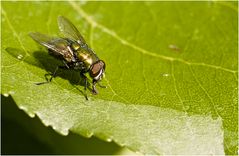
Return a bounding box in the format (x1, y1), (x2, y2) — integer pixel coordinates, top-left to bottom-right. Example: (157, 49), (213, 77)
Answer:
(29, 16), (106, 100)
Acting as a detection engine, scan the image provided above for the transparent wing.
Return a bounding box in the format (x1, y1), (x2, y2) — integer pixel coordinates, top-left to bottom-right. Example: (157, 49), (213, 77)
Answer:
(29, 32), (74, 61)
(58, 16), (86, 45)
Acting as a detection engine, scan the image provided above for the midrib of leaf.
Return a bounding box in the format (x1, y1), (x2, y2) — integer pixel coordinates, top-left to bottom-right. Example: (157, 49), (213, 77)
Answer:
(68, 1), (237, 74)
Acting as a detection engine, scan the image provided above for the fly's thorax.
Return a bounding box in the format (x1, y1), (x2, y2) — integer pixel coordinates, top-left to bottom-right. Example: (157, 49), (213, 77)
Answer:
(75, 48), (98, 70)
(71, 42), (81, 51)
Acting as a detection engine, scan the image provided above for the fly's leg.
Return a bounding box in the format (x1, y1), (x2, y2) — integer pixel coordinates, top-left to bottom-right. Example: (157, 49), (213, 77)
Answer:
(98, 82), (107, 88)
(80, 72), (89, 100)
(62, 60), (70, 69)
(35, 66), (59, 85)
(92, 79), (98, 95)
(35, 62), (69, 85)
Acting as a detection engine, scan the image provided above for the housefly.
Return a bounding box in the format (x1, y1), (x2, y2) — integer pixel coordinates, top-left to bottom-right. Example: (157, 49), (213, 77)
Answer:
(29, 16), (106, 100)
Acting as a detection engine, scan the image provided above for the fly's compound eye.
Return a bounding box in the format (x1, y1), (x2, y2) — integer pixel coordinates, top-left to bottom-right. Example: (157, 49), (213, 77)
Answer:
(89, 60), (105, 81)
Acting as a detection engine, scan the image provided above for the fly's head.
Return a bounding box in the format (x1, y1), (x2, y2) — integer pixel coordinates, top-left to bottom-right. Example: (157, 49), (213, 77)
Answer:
(89, 60), (105, 82)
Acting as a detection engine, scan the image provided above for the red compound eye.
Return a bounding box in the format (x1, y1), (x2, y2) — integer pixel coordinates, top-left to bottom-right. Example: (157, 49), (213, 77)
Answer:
(90, 60), (105, 80)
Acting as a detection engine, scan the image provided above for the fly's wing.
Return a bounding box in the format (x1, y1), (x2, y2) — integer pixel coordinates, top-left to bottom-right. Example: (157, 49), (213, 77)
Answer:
(29, 32), (74, 62)
(58, 16), (86, 45)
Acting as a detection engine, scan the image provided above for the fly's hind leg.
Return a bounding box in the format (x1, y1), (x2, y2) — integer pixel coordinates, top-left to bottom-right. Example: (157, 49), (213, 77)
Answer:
(35, 61), (69, 85)
(80, 72), (89, 100)
(35, 66), (59, 85)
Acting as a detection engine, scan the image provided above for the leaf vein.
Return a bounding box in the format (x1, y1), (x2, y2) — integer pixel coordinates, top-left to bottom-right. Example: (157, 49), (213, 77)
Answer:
(189, 66), (220, 118)
(46, 2), (53, 34)
(105, 77), (130, 104)
(2, 9), (28, 53)
(171, 62), (187, 113)
(2, 8), (32, 83)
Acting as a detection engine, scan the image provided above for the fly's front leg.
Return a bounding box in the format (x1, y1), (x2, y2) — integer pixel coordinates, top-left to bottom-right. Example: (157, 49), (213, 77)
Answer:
(92, 79), (98, 95)
(98, 82), (107, 88)
(80, 72), (88, 100)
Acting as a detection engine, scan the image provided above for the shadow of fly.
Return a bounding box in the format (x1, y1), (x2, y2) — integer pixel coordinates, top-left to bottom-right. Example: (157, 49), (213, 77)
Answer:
(29, 16), (106, 100)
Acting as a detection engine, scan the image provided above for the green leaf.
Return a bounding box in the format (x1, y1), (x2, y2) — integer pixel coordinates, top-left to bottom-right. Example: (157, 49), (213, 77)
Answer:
(1, 1), (238, 155)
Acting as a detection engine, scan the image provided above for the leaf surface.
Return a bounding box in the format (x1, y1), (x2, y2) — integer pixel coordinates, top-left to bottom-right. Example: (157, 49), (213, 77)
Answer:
(1, 1), (238, 154)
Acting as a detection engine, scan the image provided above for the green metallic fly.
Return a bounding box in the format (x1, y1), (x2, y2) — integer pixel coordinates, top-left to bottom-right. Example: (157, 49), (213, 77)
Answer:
(29, 16), (106, 100)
